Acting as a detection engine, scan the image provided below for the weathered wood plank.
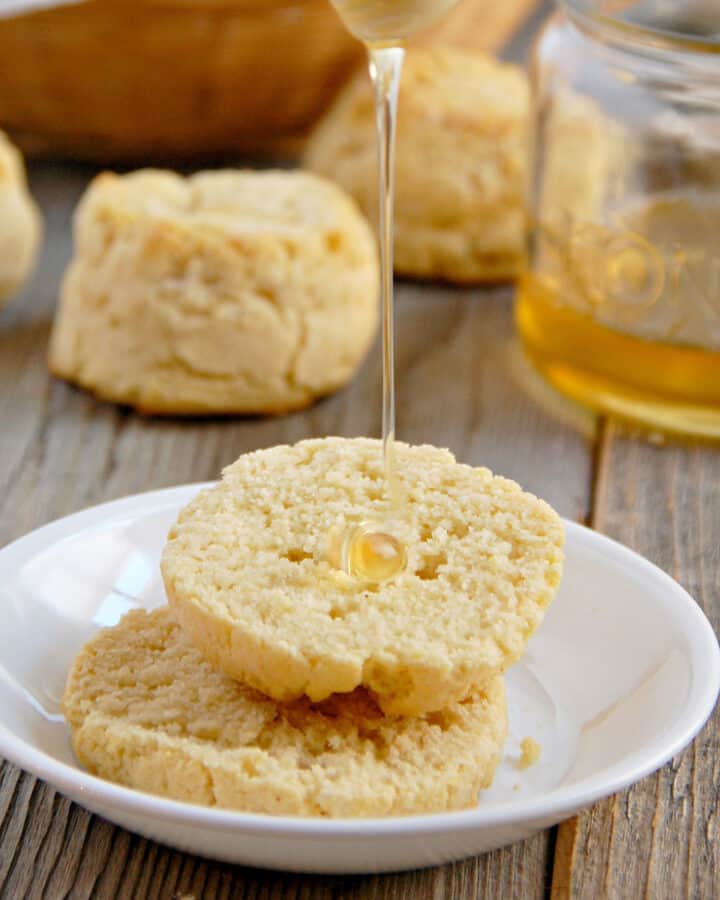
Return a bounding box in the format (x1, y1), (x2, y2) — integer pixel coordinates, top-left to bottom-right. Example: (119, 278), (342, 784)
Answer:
(551, 422), (720, 900)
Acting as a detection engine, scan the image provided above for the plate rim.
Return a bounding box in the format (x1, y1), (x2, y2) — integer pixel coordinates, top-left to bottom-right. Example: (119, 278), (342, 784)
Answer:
(0, 482), (718, 838)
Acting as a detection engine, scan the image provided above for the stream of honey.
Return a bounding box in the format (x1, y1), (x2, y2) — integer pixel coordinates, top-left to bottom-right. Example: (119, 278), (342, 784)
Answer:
(328, 0), (461, 580)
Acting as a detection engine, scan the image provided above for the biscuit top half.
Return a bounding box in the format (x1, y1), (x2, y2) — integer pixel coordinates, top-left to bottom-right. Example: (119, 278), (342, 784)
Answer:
(161, 437), (564, 715)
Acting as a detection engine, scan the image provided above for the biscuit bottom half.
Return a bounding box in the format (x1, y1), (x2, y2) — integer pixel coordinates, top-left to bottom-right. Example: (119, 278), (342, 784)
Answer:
(62, 607), (507, 818)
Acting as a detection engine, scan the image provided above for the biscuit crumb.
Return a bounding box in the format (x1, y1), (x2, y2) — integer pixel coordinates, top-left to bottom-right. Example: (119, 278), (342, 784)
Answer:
(519, 737), (542, 770)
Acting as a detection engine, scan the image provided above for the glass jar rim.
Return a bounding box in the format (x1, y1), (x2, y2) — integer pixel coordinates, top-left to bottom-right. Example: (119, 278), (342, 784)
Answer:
(561, 0), (720, 54)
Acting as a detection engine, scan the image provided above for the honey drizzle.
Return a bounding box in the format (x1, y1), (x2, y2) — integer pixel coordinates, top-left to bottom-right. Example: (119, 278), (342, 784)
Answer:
(369, 45), (404, 499)
(329, 47), (407, 585)
(325, 1), (484, 581)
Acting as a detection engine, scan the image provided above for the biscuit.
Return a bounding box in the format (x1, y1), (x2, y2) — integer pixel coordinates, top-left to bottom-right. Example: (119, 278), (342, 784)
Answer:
(161, 436), (564, 716)
(0, 130), (41, 304)
(48, 169), (379, 414)
(540, 90), (628, 227)
(63, 607), (507, 817)
(304, 48), (529, 284)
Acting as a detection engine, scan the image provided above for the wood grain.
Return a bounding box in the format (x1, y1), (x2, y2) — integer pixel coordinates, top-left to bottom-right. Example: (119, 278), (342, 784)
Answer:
(0, 154), (591, 898)
(551, 422), (720, 900)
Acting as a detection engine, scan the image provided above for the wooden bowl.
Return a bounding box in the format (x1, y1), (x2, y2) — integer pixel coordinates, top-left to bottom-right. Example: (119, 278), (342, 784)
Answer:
(0, 0), (364, 162)
(0, 0), (536, 163)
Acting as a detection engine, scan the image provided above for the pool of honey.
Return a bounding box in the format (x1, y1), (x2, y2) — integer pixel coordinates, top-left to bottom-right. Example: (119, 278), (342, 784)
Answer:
(517, 192), (720, 438)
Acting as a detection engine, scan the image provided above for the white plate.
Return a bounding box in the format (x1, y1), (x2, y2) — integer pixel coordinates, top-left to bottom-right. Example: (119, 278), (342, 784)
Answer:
(0, 484), (717, 874)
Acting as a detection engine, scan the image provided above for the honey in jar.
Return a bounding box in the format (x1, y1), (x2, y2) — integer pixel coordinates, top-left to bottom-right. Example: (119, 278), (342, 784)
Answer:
(519, 0), (720, 438)
(518, 191), (720, 436)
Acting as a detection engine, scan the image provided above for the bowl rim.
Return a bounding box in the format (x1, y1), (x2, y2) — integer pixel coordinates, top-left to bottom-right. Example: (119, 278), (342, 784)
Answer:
(0, 484), (718, 838)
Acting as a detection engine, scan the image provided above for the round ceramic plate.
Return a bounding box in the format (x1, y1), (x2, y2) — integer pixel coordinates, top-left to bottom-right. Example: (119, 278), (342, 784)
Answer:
(0, 484), (717, 874)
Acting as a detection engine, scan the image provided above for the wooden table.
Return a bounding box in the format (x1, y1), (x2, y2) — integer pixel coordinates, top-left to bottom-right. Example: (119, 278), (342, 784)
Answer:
(1, 11), (719, 900)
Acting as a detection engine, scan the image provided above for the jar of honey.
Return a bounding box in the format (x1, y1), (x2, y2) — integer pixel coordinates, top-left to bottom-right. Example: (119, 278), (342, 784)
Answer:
(517, 0), (720, 438)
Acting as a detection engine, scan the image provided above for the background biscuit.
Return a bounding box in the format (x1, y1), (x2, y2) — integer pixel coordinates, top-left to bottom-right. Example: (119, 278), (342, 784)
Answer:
(49, 169), (379, 414)
(0, 130), (41, 305)
(304, 48), (529, 284)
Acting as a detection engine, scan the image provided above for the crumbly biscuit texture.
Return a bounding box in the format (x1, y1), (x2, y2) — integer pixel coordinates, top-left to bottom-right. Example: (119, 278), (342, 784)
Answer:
(0, 131), (41, 304)
(304, 48), (529, 283)
(63, 608), (507, 817)
(519, 736), (541, 770)
(162, 436), (564, 716)
(48, 169), (379, 414)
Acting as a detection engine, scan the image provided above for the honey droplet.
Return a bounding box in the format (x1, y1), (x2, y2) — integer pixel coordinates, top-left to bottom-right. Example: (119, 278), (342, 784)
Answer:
(347, 530), (406, 582)
(329, 523), (406, 584)
(327, 522), (407, 583)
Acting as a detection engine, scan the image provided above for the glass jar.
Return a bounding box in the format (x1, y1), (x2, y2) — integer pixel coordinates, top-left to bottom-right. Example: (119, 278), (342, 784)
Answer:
(517, 0), (720, 438)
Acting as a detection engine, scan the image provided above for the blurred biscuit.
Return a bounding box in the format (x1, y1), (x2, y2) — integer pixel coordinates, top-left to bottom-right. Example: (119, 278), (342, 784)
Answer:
(0, 131), (41, 304)
(304, 48), (529, 284)
(49, 169), (379, 414)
